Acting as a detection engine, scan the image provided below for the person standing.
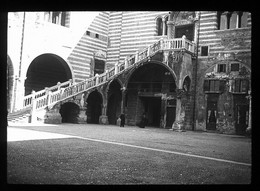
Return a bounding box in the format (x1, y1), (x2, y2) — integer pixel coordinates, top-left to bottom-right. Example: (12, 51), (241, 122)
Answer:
(120, 113), (125, 127)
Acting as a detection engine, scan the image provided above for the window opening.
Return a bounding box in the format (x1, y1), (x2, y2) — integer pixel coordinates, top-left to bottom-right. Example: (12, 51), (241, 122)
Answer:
(157, 17), (163, 36)
(201, 46), (209, 56)
(217, 64), (226, 73)
(231, 63), (240, 71)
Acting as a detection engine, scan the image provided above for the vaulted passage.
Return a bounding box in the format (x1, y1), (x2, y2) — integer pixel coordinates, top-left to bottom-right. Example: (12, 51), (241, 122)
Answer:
(126, 62), (176, 127)
(25, 54), (72, 95)
(60, 102), (80, 123)
(86, 90), (103, 124)
(107, 80), (122, 125)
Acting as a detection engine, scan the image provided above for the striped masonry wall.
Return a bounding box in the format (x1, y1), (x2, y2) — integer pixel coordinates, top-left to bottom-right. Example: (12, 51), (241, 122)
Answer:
(67, 12), (109, 83)
(106, 11), (169, 69)
(198, 11), (251, 56)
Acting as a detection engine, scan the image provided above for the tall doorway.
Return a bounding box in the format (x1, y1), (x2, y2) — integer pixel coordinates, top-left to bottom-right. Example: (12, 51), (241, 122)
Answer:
(206, 94), (219, 130)
(233, 94), (249, 135)
(141, 97), (161, 127)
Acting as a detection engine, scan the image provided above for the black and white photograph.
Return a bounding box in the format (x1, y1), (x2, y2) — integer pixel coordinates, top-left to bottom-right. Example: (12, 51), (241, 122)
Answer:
(6, 11), (251, 185)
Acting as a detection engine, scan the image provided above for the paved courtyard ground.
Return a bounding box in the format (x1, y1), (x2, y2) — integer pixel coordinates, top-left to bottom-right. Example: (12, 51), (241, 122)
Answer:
(7, 123), (251, 184)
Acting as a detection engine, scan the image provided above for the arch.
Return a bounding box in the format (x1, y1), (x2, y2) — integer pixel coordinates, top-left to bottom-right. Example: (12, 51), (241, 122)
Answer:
(24, 53), (72, 95)
(7, 55), (15, 113)
(107, 79), (123, 125)
(183, 75), (191, 92)
(86, 90), (103, 124)
(125, 60), (177, 88)
(156, 17), (163, 36)
(60, 102), (80, 123)
(125, 61), (177, 127)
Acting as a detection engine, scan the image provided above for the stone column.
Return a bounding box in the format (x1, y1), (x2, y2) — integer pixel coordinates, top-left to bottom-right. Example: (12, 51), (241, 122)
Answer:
(171, 89), (185, 131)
(167, 12), (175, 39)
(121, 87), (126, 114)
(77, 94), (87, 124)
(99, 104), (108, 125)
(162, 17), (166, 37)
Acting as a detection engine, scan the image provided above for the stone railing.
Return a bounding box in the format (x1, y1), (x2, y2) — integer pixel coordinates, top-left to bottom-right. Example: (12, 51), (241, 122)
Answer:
(16, 37), (195, 114)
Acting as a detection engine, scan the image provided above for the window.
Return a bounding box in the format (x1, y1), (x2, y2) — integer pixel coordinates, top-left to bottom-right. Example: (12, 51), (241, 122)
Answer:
(86, 31), (90, 36)
(217, 64), (226, 73)
(45, 11), (68, 27)
(94, 59), (105, 75)
(95, 33), (99, 39)
(230, 63), (240, 71)
(232, 79), (249, 93)
(217, 11), (248, 30)
(156, 17), (163, 36)
(204, 79), (225, 93)
(201, 46), (209, 56)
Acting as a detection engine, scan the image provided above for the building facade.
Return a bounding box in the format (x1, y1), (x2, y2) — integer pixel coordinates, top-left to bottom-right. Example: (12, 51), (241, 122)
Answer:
(7, 11), (251, 135)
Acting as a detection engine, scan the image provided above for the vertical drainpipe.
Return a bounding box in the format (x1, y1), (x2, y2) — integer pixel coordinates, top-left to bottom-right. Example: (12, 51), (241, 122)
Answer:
(192, 11), (201, 131)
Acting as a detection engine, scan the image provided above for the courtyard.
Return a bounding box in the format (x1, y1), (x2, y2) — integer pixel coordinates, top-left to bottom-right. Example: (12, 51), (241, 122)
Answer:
(7, 123), (251, 184)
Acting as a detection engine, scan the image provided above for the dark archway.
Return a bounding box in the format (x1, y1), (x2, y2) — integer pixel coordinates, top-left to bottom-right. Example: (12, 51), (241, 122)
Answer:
(126, 62), (176, 127)
(183, 76), (191, 92)
(7, 55), (14, 113)
(60, 102), (80, 123)
(25, 54), (72, 95)
(86, 90), (103, 124)
(107, 80), (122, 125)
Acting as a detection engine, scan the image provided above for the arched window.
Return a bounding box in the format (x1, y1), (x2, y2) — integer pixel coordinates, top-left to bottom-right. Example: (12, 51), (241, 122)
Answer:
(156, 17), (163, 36)
(217, 11), (248, 30)
(241, 12), (248, 28)
(230, 12), (238, 29)
(220, 12), (228, 30)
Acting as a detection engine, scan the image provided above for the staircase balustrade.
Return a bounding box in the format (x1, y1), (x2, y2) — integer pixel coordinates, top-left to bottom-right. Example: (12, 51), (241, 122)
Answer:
(14, 38), (195, 117)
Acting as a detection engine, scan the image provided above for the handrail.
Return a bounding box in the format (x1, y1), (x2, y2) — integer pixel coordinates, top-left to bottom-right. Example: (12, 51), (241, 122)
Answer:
(16, 37), (195, 113)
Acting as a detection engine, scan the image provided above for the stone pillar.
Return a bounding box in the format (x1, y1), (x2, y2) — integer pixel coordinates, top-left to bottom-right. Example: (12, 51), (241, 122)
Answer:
(44, 104), (62, 124)
(121, 87), (126, 114)
(99, 104), (108, 125)
(115, 62), (118, 74)
(77, 94), (87, 124)
(172, 98), (184, 131)
(77, 106), (87, 124)
(162, 17), (166, 37)
(167, 12), (175, 39)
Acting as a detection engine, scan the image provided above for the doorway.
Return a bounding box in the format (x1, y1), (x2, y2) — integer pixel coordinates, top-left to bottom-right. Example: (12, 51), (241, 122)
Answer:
(235, 104), (249, 135)
(175, 24), (194, 41)
(206, 94), (219, 130)
(141, 97), (161, 127)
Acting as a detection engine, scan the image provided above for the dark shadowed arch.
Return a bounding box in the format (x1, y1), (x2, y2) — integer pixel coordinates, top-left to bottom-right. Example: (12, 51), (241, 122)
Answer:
(60, 102), (80, 123)
(107, 79), (122, 125)
(86, 90), (103, 124)
(25, 54), (72, 95)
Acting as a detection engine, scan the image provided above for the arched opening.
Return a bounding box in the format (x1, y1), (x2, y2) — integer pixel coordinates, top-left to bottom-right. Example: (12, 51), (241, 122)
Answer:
(86, 90), (103, 124)
(156, 17), (163, 36)
(60, 102), (80, 123)
(7, 55), (15, 113)
(107, 80), (122, 125)
(126, 62), (176, 127)
(183, 76), (191, 92)
(25, 54), (72, 95)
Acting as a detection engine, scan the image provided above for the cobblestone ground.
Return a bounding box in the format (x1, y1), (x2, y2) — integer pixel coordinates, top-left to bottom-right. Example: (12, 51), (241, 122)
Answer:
(7, 123), (251, 184)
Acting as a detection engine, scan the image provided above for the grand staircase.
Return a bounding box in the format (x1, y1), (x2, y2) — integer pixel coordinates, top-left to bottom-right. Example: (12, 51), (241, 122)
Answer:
(8, 37), (195, 124)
